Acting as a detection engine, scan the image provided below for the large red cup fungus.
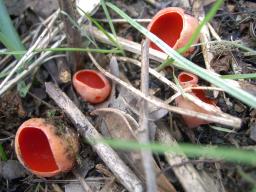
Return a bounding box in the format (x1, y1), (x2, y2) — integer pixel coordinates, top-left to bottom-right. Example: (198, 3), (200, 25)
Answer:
(147, 7), (199, 56)
(15, 118), (79, 177)
(73, 70), (111, 104)
(175, 72), (220, 128)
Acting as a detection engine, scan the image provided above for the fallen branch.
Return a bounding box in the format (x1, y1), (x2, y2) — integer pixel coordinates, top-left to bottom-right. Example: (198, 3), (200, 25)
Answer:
(45, 82), (143, 192)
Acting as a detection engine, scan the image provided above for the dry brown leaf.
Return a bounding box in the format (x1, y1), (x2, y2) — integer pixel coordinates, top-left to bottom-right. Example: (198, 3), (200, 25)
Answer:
(92, 108), (176, 192)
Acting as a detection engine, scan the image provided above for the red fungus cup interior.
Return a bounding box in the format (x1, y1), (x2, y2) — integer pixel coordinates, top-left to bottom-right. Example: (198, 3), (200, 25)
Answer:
(191, 88), (216, 105)
(18, 127), (58, 172)
(178, 72), (198, 86)
(149, 11), (183, 51)
(76, 71), (105, 89)
(178, 73), (194, 83)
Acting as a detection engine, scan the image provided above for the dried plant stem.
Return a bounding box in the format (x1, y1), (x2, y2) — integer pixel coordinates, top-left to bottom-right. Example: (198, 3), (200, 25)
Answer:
(165, 86), (223, 104)
(207, 23), (221, 41)
(0, 10), (60, 91)
(87, 53), (241, 128)
(0, 36), (65, 96)
(138, 40), (157, 192)
(57, 0), (83, 72)
(193, 0), (215, 72)
(45, 82), (143, 192)
(97, 18), (151, 23)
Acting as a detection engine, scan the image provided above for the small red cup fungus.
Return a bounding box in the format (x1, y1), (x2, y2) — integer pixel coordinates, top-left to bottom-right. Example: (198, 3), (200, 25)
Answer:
(15, 118), (79, 177)
(147, 7), (199, 55)
(175, 72), (220, 128)
(73, 70), (111, 104)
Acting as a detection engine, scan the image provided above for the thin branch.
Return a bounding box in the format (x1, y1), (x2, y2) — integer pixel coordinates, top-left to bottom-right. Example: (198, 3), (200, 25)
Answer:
(138, 40), (157, 192)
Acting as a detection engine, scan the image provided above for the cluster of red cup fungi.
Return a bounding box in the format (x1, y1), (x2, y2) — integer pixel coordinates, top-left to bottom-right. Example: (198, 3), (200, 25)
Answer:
(15, 7), (220, 178)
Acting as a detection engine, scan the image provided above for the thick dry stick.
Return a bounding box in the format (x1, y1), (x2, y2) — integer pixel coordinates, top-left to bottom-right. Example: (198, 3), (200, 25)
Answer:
(138, 40), (157, 192)
(156, 125), (218, 192)
(58, 0), (83, 72)
(45, 82), (143, 192)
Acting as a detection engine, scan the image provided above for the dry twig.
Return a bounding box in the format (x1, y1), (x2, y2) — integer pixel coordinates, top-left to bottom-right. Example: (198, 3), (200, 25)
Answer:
(45, 82), (143, 192)
(138, 40), (157, 192)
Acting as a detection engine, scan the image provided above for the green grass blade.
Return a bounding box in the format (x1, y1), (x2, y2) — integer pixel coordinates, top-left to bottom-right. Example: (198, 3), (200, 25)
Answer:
(100, 0), (117, 39)
(0, 47), (122, 55)
(0, 32), (18, 52)
(78, 7), (119, 47)
(0, 143), (7, 161)
(100, 0), (124, 55)
(60, 10), (98, 48)
(221, 73), (256, 80)
(106, 2), (256, 108)
(0, 0), (26, 60)
(92, 138), (256, 165)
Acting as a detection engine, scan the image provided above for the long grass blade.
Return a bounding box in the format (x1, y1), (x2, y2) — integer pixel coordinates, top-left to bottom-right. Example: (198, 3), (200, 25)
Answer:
(106, 2), (256, 108)
(93, 138), (256, 166)
(0, 47), (121, 55)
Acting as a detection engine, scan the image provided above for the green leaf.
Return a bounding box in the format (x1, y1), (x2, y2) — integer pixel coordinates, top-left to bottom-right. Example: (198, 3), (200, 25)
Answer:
(106, 2), (256, 108)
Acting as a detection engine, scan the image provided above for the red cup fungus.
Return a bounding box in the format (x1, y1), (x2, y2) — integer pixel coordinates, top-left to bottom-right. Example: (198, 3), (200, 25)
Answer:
(15, 118), (79, 177)
(175, 72), (220, 128)
(147, 7), (199, 56)
(73, 69), (111, 104)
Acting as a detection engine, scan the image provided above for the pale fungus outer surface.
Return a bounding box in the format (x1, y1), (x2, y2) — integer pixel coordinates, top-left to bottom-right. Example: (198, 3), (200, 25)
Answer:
(175, 72), (220, 128)
(147, 7), (199, 56)
(73, 69), (111, 104)
(15, 118), (79, 177)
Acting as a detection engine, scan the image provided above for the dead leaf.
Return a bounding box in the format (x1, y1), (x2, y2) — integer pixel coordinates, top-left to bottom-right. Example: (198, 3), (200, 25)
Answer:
(211, 54), (231, 73)
(91, 108), (138, 140)
(5, 0), (58, 17)
(29, 0), (58, 18)
(92, 108), (176, 192)
(0, 160), (27, 180)
(5, 0), (32, 16)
